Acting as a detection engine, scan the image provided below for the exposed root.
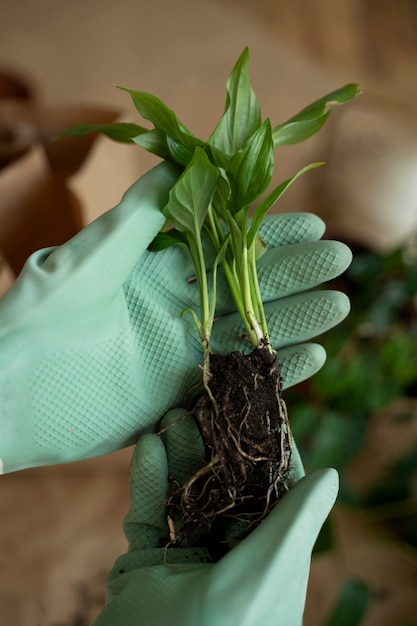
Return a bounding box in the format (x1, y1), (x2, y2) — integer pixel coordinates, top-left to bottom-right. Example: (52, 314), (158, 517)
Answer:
(167, 345), (293, 561)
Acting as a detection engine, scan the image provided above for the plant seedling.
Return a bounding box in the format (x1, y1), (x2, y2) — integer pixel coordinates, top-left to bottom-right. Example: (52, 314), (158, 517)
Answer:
(63, 48), (360, 560)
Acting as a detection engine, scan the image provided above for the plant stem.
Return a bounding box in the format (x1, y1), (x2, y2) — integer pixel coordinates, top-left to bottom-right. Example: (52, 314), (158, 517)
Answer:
(205, 204), (268, 352)
(240, 229), (264, 347)
(196, 235), (211, 337)
(206, 207), (258, 345)
(249, 241), (271, 349)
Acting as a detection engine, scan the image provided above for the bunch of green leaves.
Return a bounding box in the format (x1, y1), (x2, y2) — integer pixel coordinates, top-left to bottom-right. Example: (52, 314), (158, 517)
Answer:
(63, 48), (360, 371)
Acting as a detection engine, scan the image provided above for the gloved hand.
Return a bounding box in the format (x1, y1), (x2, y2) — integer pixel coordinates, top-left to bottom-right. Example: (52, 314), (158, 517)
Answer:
(0, 161), (351, 473)
(92, 415), (339, 626)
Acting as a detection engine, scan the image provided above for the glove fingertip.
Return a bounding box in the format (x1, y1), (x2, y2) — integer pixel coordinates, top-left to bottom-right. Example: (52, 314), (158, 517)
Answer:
(260, 212), (326, 246)
(130, 434), (168, 493)
(125, 435), (169, 544)
(288, 468), (340, 538)
(159, 407), (205, 485)
(328, 239), (353, 275)
(280, 342), (326, 389)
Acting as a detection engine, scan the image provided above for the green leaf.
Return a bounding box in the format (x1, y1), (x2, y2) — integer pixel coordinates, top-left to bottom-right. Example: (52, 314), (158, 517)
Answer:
(307, 410), (366, 471)
(209, 47), (262, 155)
(206, 144), (231, 170)
(228, 119), (274, 208)
(163, 148), (219, 237)
(225, 213), (245, 274)
(253, 232), (267, 261)
(313, 518), (335, 554)
(213, 234), (230, 266)
(166, 135), (194, 166)
(57, 122), (148, 143)
(247, 162), (324, 247)
(364, 449), (417, 507)
(132, 129), (171, 159)
(147, 229), (187, 252)
(208, 235), (230, 330)
(180, 306), (203, 337)
(117, 86), (204, 152)
(212, 169), (232, 219)
(272, 83), (361, 147)
(324, 580), (369, 626)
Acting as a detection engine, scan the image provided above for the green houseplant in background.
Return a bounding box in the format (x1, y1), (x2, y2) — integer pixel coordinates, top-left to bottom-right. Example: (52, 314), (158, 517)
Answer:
(289, 245), (417, 477)
(287, 243), (417, 626)
(62, 49), (386, 624)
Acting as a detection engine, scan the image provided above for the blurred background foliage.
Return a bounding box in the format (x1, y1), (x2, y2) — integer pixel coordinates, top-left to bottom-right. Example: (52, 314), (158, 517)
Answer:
(286, 240), (417, 624)
(291, 243), (417, 471)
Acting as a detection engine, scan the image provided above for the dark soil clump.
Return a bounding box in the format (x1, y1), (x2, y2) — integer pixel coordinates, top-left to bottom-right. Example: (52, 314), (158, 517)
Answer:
(167, 345), (294, 561)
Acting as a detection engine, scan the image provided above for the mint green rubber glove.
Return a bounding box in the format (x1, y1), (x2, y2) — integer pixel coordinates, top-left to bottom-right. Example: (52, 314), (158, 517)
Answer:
(0, 161), (351, 473)
(92, 422), (338, 626)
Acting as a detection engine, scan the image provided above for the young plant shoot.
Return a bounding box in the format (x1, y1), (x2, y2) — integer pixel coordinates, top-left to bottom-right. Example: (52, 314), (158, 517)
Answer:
(64, 48), (360, 560)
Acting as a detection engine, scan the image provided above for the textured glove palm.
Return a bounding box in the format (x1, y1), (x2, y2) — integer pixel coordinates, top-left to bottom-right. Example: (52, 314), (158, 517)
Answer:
(0, 162), (351, 472)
